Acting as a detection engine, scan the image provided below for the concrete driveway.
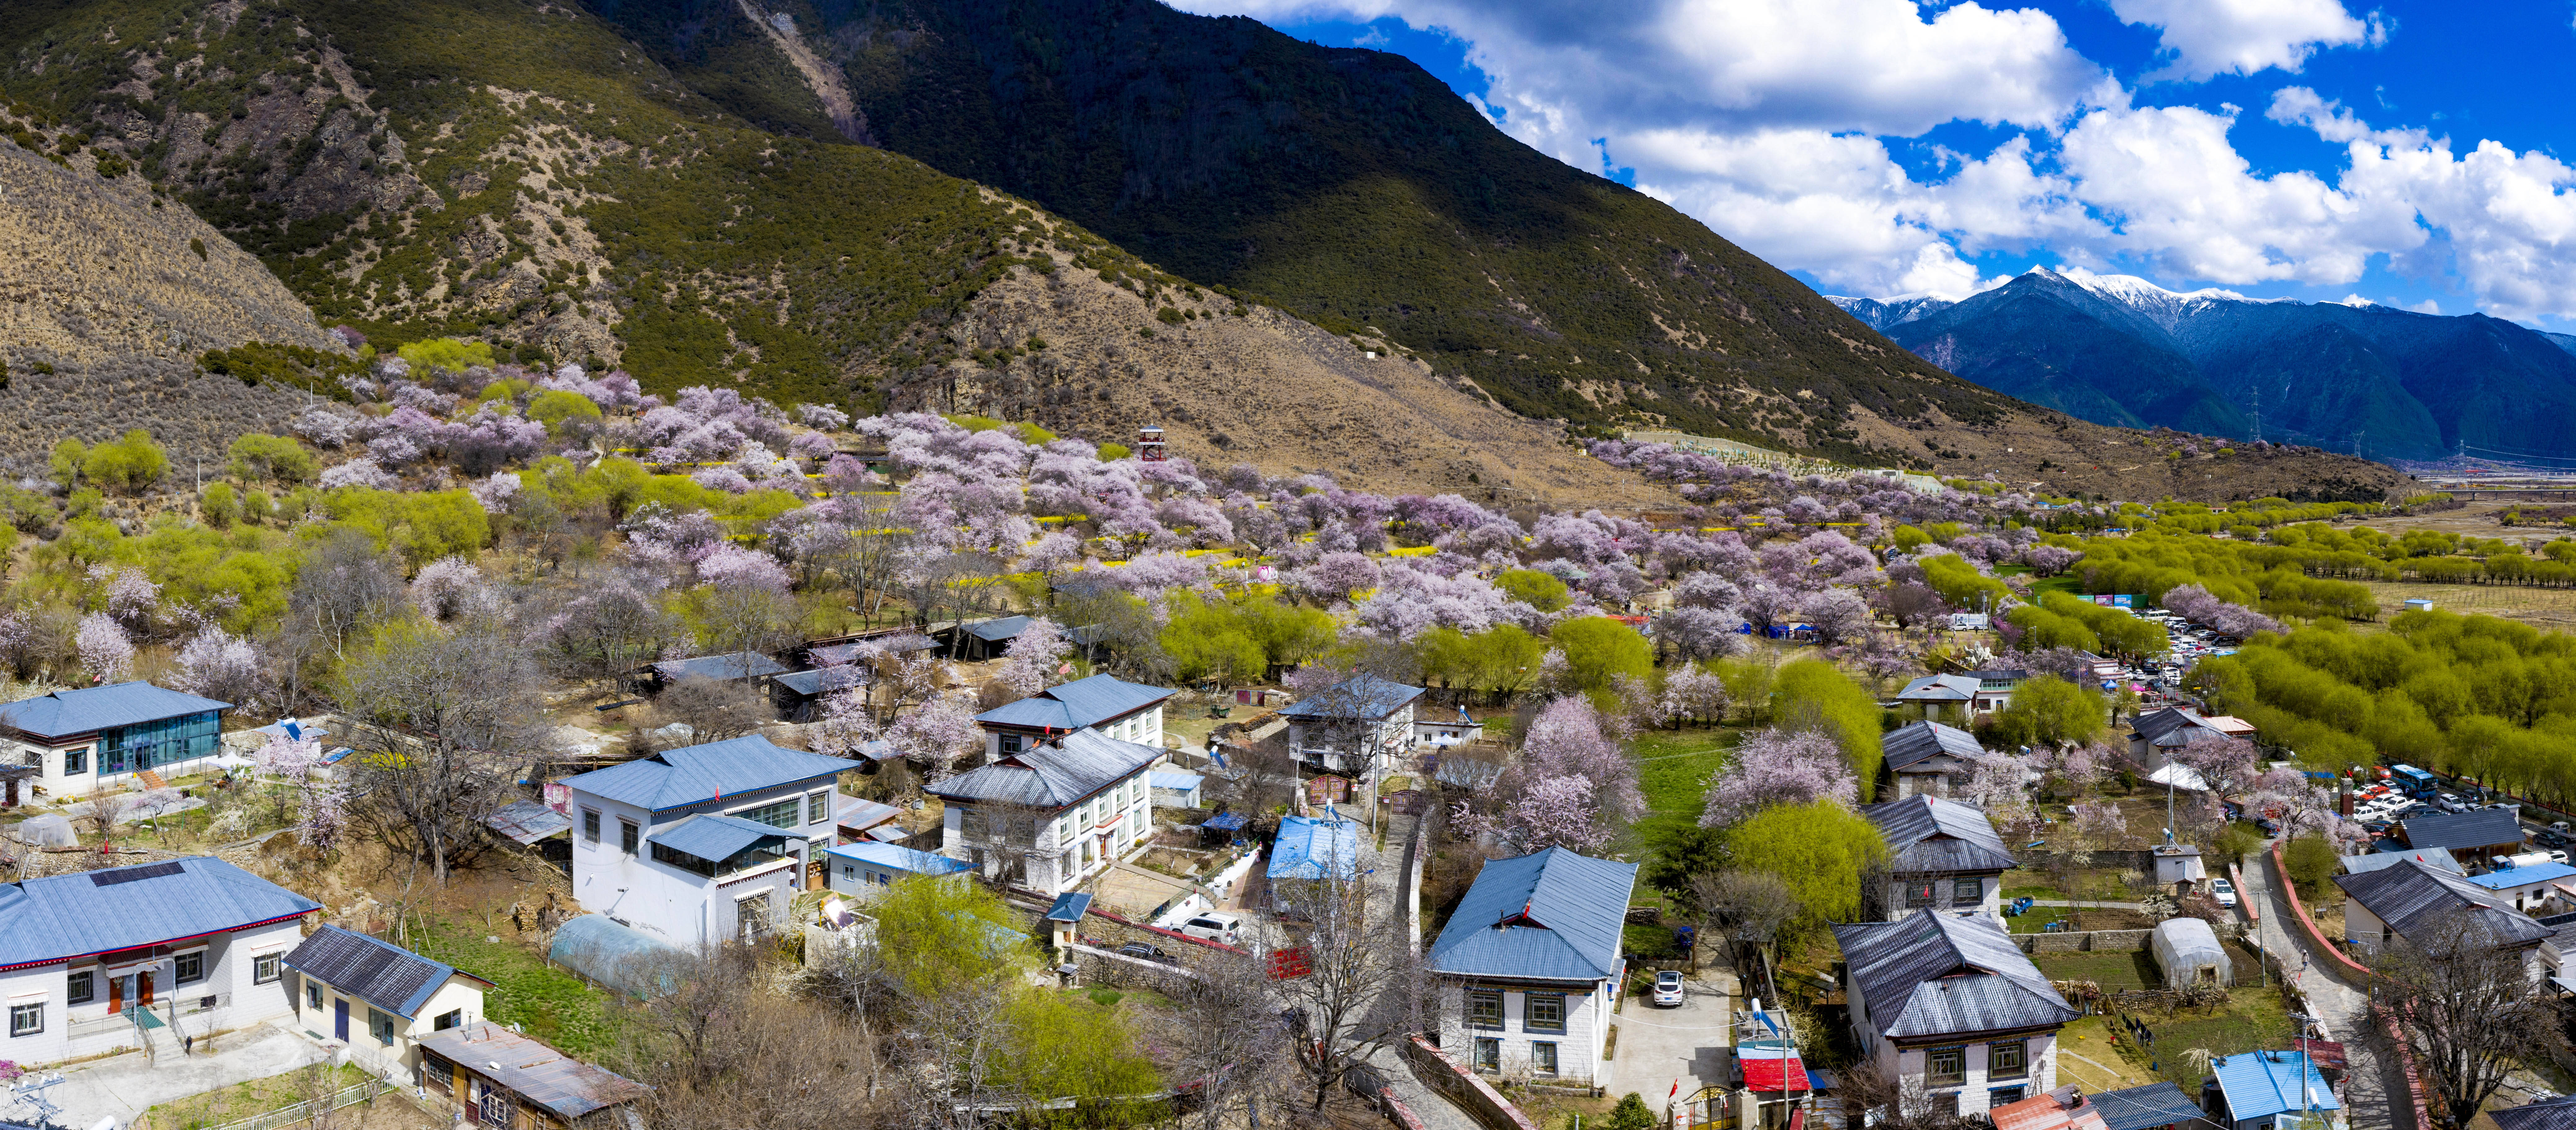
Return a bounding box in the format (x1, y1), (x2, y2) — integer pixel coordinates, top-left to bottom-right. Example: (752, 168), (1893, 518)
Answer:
(1604, 972), (1736, 1104)
(33, 1022), (328, 1130)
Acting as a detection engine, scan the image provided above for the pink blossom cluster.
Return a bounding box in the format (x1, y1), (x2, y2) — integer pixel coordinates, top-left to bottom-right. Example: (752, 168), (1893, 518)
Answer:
(1697, 728), (1856, 827)
(2160, 583), (2284, 638)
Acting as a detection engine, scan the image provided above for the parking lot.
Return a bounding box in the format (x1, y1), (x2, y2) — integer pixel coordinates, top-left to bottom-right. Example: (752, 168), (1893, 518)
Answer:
(1603, 970), (1737, 1105)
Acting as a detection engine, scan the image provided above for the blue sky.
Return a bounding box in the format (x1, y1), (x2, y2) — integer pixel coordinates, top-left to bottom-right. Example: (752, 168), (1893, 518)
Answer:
(1176, 0), (2576, 327)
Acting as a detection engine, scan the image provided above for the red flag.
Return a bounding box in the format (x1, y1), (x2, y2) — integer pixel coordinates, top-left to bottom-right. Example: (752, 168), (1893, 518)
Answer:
(1669, 1080), (1679, 1100)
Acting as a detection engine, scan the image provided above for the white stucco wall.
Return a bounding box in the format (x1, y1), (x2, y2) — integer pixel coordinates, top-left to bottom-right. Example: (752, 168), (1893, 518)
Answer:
(569, 777), (838, 945)
(1434, 980), (1610, 1084)
(1886, 874), (2003, 924)
(0, 917), (301, 1067)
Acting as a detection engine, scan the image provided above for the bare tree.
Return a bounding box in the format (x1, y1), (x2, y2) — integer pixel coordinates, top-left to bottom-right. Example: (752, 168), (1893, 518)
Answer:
(1835, 1056), (1984, 1130)
(696, 585), (800, 678)
(1692, 869), (1800, 995)
(619, 944), (888, 1130)
(2372, 909), (2563, 1126)
(534, 576), (683, 690)
(1155, 948), (1297, 1130)
(285, 529), (406, 662)
(336, 621), (543, 882)
(956, 798), (1053, 891)
(656, 675), (770, 741)
(80, 786), (131, 847)
(1271, 872), (1433, 1112)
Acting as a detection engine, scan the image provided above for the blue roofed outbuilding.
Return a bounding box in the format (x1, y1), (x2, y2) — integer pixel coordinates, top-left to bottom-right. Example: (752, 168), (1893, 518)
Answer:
(1270, 815), (1363, 882)
(2209, 1050), (2339, 1125)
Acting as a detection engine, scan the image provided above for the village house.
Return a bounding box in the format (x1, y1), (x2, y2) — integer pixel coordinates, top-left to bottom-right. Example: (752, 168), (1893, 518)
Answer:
(1428, 847), (1637, 1085)
(825, 841), (973, 901)
(2127, 708), (2259, 782)
(1, 681), (231, 794)
(1962, 669), (2028, 715)
(1833, 912), (2081, 1116)
(635, 651), (789, 696)
(2391, 809), (2529, 865)
(1413, 706), (1487, 749)
(973, 673), (1175, 761)
(925, 728), (1162, 896)
(1893, 676), (1983, 727)
(936, 614), (1037, 661)
(282, 925), (493, 1081)
(1878, 720), (1986, 801)
(559, 735), (856, 946)
(2335, 858), (2552, 962)
(1864, 794), (2016, 922)
(1283, 672), (1423, 781)
(0, 856), (317, 1066)
(417, 1019), (651, 1129)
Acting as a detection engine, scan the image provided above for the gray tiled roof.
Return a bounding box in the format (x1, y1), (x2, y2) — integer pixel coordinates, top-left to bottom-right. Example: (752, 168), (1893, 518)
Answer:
(1881, 721), (1984, 771)
(1281, 673), (1425, 721)
(2491, 1095), (2576, 1130)
(2341, 847), (2462, 876)
(2398, 809), (2526, 853)
(283, 925), (474, 1018)
(0, 855), (319, 968)
(957, 615), (1033, 642)
(1864, 795), (2017, 875)
(1429, 848), (1639, 983)
(651, 652), (787, 682)
(651, 814), (794, 863)
(808, 633), (935, 666)
(0, 681), (229, 739)
(2334, 859), (2552, 949)
(1833, 913), (2078, 1040)
(2131, 708), (2223, 745)
(975, 673), (1174, 732)
(559, 735), (852, 812)
(924, 729), (1161, 811)
(2090, 1082), (2206, 1130)
(771, 667), (870, 697)
(416, 1020), (650, 1119)
(1894, 675), (1979, 704)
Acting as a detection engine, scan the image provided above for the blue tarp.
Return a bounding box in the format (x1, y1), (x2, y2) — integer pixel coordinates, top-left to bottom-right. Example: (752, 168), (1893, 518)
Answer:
(1270, 815), (1362, 881)
(1204, 812), (1248, 832)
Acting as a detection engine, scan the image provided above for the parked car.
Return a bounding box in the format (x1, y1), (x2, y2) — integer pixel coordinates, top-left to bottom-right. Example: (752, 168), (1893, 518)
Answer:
(2209, 877), (2238, 908)
(1652, 970), (1686, 1007)
(2255, 818), (2280, 837)
(1118, 941), (1178, 965)
(2538, 830), (2570, 849)
(1176, 912), (1243, 946)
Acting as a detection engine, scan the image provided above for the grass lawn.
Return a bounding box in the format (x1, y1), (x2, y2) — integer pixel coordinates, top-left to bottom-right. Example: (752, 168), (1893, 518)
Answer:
(1633, 726), (1738, 850)
(134, 1062), (370, 1130)
(2033, 951), (2161, 990)
(409, 922), (628, 1057)
(2053, 1016), (2162, 1092)
(2109, 986), (2301, 1097)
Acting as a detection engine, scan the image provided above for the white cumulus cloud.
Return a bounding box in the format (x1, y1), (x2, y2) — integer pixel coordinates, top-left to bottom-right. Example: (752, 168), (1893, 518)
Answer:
(2106, 0), (2381, 81)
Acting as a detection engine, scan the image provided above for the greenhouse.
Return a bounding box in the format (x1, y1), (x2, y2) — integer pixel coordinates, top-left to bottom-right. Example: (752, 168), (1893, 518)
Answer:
(2150, 916), (2233, 987)
(549, 913), (686, 998)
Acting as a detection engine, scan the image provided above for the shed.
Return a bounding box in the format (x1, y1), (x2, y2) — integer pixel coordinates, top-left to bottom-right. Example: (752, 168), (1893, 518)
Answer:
(1270, 815), (1361, 882)
(937, 615), (1035, 661)
(824, 841), (971, 901)
(485, 800), (572, 845)
(2148, 917), (2231, 986)
(416, 1020), (649, 1128)
(547, 914), (683, 999)
(638, 652), (787, 693)
(1149, 770), (1205, 808)
(1043, 891), (1093, 948)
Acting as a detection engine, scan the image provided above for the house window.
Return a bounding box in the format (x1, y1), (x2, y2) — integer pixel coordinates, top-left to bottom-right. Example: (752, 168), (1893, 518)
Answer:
(436, 1009), (463, 1031)
(843, 865), (858, 881)
(369, 1007), (397, 1046)
(254, 953), (282, 984)
(1532, 1042), (1559, 1076)
(1926, 1046), (1966, 1087)
(66, 971), (94, 1005)
(423, 1053), (453, 1096)
(1467, 989), (1503, 1028)
(1990, 1086), (2027, 1105)
(807, 791), (830, 824)
(1989, 1041), (2027, 1079)
(1906, 881), (1937, 908)
(479, 1083), (513, 1126)
(738, 798), (800, 829)
(1953, 878), (1982, 905)
(63, 747), (87, 775)
(1474, 1038), (1500, 1072)
(308, 982), (323, 1010)
(1000, 733), (1025, 756)
(174, 951), (204, 985)
(1525, 993), (1566, 1033)
(620, 820), (640, 855)
(583, 809), (601, 843)
(9, 1004), (39, 1037)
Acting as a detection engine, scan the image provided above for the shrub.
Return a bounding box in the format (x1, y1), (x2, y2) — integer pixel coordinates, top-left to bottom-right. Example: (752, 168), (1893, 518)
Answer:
(1774, 659), (1885, 798)
(200, 482), (239, 528)
(1495, 568), (1570, 612)
(83, 430), (168, 493)
(528, 390), (604, 436)
(49, 438), (84, 487)
(477, 378), (534, 403)
(1549, 616), (1653, 696)
(2283, 834), (2338, 893)
(398, 338), (496, 375)
(227, 433), (317, 484)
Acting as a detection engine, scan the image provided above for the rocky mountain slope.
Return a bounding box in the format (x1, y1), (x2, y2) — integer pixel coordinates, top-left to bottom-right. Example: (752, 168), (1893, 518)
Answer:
(0, 109), (334, 476)
(1834, 269), (2576, 462)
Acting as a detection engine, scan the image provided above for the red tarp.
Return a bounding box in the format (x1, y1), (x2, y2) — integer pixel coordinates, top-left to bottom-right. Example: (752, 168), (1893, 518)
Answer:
(1740, 1052), (1807, 1092)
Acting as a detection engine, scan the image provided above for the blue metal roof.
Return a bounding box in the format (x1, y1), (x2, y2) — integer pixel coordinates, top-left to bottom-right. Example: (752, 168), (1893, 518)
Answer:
(2212, 1051), (2340, 1119)
(560, 735), (853, 812)
(959, 615), (1033, 642)
(1280, 673), (1425, 721)
(974, 673), (1174, 732)
(0, 855), (318, 969)
(283, 924), (473, 1018)
(1044, 892), (1094, 923)
(651, 814), (794, 863)
(1271, 815), (1363, 881)
(0, 681), (229, 739)
(2464, 862), (2576, 888)
(1428, 848), (1639, 983)
(2090, 1082), (2207, 1130)
(826, 841), (973, 876)
(651, 652), (788, 682)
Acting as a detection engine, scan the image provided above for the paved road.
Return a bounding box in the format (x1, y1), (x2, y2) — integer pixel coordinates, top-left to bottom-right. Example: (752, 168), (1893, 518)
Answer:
(33, 1022), (327, 1129)
(2237, 842), (2405, 1130)
(1355, 809), (1482, 1130)
(1602, 972), (1736, 1107)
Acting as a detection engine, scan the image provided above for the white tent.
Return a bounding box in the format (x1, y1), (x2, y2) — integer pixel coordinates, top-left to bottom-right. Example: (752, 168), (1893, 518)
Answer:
(7, 813), (75, 848)
(2147, 762), (2210, 792)
(2150, 917), (2233, 987)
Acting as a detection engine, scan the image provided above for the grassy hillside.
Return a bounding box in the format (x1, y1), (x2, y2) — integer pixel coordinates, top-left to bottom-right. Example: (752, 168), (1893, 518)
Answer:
(617, 0), (2045, 464)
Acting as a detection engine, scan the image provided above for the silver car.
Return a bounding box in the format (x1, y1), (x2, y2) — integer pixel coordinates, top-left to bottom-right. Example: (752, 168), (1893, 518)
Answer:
(1652, 970), (1685, 1007)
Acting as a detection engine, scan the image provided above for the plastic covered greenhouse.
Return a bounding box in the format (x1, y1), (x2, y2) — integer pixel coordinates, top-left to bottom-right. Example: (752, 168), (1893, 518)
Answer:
(550, 913), (685, 998)
(2150, 917), (2233, 987)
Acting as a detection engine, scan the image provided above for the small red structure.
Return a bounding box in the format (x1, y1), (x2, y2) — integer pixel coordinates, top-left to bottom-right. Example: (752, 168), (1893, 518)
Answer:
(1138, 424), (1167, 462)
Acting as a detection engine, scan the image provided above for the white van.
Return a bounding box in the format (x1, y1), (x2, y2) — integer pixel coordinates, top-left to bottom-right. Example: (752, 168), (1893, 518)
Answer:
(1176, 911), (1243, 946)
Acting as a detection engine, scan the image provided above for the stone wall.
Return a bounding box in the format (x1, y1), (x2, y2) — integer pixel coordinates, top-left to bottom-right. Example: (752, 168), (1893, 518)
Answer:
(2014, 929), (2151, 953)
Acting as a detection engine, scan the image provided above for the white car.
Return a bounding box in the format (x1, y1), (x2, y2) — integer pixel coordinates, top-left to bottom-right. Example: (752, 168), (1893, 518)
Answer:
(1652, 970), (1686, 1007)
(2208, 878), (2238, 908)
(1176, 912), (1242, 946)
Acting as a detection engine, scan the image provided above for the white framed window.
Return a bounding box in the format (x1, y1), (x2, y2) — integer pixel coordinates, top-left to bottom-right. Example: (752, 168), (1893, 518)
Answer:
(174, 950), (206, 985)
(807, 791), (830, 824)
(9, 1003), (40, 1037)
(253, 953), (282, 984)
(66, 971), (93, 1005)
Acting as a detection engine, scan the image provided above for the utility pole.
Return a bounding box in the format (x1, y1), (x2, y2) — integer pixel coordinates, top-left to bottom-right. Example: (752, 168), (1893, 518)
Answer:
(2250, 388), (2261, 446)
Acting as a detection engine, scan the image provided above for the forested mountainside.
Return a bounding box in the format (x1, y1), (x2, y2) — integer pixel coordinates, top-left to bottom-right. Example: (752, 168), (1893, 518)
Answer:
(1838, 269), (2576, 462)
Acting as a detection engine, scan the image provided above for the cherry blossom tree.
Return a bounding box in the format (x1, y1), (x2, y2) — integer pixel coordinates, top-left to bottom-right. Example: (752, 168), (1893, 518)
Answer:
(1659, 665), (1731, 726)
(1295, 552), (1380, 605)
(412, 556), (497, 622)
(319, 459), (401, 490)
(696, 544), (793, 592)
(2161, 584), (2284, 637)
(172, 627), (267, 707)
(1799, 588), (1875, 644)
(1498, 776), (1613, 853)
(467, 472), (520, 514)
(993, 618), (1069, 697)
(1698, 728), (1856, 827)
(796, 403), (850, 430)
(887, 694), (984, 778)
(88, 565), (160, 632)
(2070, 800), (2128, 849)
(74, 612), (132, 684)
(1653, 605), (1747, 662)
(2022, 545), (2082, 576)
(2171, 736), (2263, 804)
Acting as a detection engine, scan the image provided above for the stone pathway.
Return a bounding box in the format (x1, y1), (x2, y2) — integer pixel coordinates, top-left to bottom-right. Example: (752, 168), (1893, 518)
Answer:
(2238, 842), (2404, 1130)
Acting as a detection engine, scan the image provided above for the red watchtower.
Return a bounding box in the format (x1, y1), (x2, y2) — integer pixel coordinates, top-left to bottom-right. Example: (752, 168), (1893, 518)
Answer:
(1138, 424), (1167, 463)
